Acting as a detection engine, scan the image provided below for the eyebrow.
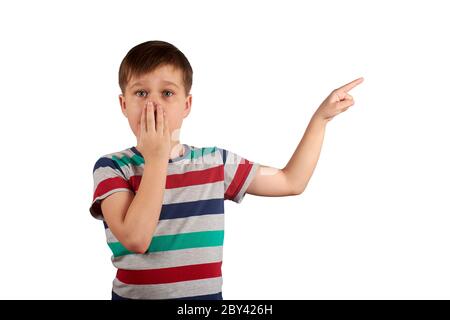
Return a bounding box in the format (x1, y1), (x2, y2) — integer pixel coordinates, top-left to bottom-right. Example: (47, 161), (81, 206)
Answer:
(130, 80), (180, 89)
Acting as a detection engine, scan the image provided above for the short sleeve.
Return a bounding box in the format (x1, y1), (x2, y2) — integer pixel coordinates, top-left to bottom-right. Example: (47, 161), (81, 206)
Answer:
(89, 157), (134, 220)
(221, 148), (260, 204)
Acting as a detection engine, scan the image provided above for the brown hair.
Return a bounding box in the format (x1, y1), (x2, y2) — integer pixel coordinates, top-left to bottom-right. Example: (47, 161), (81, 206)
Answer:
(118, 40), (193, 97)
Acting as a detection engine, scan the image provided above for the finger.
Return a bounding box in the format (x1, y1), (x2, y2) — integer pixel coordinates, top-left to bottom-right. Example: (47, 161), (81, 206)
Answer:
(163, 110), (169, 136)
(338, 97), (355, 109)
(334, 92), (341, 102)
(335, 92), (353, 102)
(156, 104), (163, 133)
(141, 101), (147, 133)
(147, 101), (155, 132)
(337, 77), (364, 93)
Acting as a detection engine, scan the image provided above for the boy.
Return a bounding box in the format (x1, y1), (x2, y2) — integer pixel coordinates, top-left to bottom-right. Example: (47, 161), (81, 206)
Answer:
(89, 40), (363, 300)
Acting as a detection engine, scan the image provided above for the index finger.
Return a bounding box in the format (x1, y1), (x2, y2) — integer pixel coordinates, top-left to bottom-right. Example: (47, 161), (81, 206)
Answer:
(147, 101), (156, 132)
(337, 77), (364, 93)
(141, 101), (147, 132)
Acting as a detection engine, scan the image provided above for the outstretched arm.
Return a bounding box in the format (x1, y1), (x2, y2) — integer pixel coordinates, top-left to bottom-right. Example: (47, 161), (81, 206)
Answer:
(247, 77), (364, 197)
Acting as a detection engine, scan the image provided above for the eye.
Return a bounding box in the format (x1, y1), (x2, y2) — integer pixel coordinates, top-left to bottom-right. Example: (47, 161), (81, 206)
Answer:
(163, 90), (174, 97)
(135, 90), (147, 97)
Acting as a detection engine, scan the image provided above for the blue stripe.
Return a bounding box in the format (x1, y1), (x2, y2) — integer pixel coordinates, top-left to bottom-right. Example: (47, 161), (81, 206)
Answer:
(103, 198), (224, 229)
(222, 148), (227, 165)
(111, 291), (223, 300)
(160, 198), (224, 220)
(93, 157), (127, 177)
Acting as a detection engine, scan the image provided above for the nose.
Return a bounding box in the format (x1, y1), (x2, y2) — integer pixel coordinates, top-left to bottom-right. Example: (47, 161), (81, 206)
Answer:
(145, 100), (166, 116)
(146, 99), (162, 109)
(145, 91), (164, 107)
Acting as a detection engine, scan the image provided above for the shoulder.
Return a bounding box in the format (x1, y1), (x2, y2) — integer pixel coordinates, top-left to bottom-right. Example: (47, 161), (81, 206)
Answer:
(92, 146), (139, 178)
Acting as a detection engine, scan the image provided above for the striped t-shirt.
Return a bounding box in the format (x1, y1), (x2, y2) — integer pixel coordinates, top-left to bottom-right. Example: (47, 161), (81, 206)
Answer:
(89, 144), (260, 300)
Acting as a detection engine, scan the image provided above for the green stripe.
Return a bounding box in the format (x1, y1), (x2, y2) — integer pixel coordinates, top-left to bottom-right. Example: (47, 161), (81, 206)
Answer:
(190, 147), (217, 160)
(108, 230), (224, 257)
(112, 154), (144, 167)
(111, 146), (219, 168)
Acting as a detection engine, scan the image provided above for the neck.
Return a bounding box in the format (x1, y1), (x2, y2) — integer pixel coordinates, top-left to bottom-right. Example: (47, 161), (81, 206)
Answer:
(169, 141), (185, 159)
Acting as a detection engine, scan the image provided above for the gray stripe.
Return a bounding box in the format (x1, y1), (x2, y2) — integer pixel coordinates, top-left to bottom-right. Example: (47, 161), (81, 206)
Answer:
(155, 213), (224, 236)
(105, 213), (224, 242)
(113, 276), (223, 299)
(111, 246), (223, 270)
(171, 145), (223, 166)
(162, 180), (223, 205)
(233, 162), (260, 203)
(167, 162), (222, 175)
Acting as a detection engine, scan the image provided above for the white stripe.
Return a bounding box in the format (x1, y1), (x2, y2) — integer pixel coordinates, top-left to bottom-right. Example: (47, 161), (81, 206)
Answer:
(155, 213), (224, 236)
(111, 246), (223, 270)
(113, 276), (223, 299)
(162, 180), (223, 204)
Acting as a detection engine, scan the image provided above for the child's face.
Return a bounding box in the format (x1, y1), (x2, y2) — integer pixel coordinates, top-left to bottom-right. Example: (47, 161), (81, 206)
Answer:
(119, 64), (192, 144)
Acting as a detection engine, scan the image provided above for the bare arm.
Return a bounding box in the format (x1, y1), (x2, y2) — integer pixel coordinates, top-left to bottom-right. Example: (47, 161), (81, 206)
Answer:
(283, 78), (363, 193)
(101, 159), (168, 254)
(282, 114), (327, 194)
(246, 115), (326, 197)
(247, 77), (364, 196)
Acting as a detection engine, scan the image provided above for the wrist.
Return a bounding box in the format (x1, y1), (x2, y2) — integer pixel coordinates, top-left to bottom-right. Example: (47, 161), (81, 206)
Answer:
(312, 112), (329, 126)
(144, 156), (169, 168)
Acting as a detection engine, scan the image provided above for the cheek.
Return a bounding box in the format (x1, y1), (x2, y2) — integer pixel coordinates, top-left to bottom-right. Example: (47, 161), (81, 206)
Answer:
(133, 114), (142, 133)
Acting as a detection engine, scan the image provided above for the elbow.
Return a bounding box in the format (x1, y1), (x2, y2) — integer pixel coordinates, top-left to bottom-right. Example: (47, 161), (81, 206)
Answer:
(124, 235), (152, 255)
(291, 185), (305, 196)
(129, 243), (149, 255)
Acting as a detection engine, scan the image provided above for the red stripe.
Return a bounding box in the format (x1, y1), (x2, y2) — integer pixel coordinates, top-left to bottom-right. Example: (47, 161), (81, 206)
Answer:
(128, 166), (224, 191)
(225, 160), (253, 201)
(116, 261), (222, 285)
(129, 175), (141, 192)
(93, 176), (132, 201)
(166, 166), (224, 189)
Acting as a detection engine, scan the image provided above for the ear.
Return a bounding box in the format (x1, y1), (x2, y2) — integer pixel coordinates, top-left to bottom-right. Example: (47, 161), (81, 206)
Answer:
(183, 94), (192, 119)
(119, 94), (127, 118)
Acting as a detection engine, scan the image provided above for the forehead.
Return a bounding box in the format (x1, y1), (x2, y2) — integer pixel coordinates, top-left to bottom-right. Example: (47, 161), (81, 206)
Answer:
(129, 64), (183, 88)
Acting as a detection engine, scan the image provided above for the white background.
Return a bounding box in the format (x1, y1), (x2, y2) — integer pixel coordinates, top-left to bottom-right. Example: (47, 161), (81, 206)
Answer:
(1, 0), (449, 299)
